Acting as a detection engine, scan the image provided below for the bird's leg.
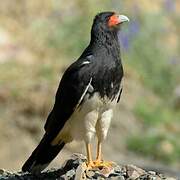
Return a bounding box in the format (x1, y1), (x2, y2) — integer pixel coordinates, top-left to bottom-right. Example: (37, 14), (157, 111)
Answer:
(93, 140), (113, 168)
(96, 140), (102, 162)
(93, 140), (103, 166)
(86, 143), (94, 168)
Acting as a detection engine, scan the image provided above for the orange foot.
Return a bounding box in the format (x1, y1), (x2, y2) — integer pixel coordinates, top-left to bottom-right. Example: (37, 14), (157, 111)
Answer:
(86, 160), (114, 176)
(93, 160), (113, 169)
(86, 161), (95, 170)
(86, 160), (113, 169)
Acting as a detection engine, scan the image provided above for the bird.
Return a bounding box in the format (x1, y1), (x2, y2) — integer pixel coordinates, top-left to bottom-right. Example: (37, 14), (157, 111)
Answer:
(22, 11), (129, 174)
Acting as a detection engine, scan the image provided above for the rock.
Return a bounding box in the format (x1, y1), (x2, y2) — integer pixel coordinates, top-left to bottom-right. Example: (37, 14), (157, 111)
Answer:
(0, 153), (177, 180)
(125, 164), (146, 178)
(0, 169), (5, 174)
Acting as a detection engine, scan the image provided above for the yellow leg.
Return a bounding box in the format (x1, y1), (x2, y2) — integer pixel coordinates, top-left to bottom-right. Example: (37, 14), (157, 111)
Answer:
(94, 141), (113, 168)
(96, 140), (102, 162)
(86, 143), (94, 167)
(85, 141), (113, 170)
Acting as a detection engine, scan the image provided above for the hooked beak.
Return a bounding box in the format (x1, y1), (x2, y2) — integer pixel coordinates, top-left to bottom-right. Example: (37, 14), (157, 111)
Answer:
(108, 14), (130, 27)
(118, 15), (130, 23)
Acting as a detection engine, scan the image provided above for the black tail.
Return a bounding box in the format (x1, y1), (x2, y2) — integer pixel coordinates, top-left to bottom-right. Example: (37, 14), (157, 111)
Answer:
(22, 134), (65, 174)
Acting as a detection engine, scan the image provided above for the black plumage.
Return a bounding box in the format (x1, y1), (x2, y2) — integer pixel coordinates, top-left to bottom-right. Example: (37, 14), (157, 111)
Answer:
(22, 11), (129, 174)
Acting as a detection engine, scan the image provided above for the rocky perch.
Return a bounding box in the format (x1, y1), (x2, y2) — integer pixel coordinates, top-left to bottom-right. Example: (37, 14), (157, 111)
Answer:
(0, 154), (177, 180)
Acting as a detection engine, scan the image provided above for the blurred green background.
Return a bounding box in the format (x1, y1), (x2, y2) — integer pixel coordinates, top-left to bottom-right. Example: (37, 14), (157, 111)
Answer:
(0, 0), (179, 176)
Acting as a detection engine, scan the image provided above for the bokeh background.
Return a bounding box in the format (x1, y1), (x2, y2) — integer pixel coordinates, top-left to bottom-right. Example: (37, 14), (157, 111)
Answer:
(0, 0), (179, 177)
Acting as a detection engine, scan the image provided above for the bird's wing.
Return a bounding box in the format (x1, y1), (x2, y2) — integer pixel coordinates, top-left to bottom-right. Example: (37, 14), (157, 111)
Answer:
(22, 58), (93, 173)
(44, 58), (93, 137)
(74, 77), (92, 110)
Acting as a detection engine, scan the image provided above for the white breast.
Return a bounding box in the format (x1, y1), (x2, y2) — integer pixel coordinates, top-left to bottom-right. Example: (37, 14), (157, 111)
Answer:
(51, 92), (117, 145)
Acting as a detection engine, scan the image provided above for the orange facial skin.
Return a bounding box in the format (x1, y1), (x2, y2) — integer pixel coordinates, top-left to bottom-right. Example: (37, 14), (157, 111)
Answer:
(108, 15), (120, 27)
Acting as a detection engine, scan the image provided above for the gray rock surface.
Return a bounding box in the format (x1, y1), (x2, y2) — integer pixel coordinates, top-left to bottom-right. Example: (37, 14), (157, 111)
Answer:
(0, 154), (177, 180)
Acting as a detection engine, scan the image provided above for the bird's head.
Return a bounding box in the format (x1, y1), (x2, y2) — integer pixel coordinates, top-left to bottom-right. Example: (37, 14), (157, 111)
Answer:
(92, 12), (129, 33)
(91, 12), (129, 44)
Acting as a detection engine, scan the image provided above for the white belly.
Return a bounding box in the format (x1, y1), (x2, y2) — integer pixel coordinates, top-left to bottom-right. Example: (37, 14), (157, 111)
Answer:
(51, 92), (117, 145)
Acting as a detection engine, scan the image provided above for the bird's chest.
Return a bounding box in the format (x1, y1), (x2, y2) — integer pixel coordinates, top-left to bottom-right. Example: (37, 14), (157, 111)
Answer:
(79, 86), (121, 118)
(90, 60), (123, 101)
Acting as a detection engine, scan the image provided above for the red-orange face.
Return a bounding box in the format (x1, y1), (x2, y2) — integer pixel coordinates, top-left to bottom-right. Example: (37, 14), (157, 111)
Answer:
(108, 14), (129, 27)
(92, 12), (129, 33)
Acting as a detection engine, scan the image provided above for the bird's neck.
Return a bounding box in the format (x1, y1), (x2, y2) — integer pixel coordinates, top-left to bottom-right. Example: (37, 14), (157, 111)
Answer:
(90, 29), (120, 55)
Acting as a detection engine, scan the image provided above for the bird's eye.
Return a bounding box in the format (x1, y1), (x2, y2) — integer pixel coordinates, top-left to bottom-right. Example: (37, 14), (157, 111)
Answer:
(108, 15), (120, 27)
